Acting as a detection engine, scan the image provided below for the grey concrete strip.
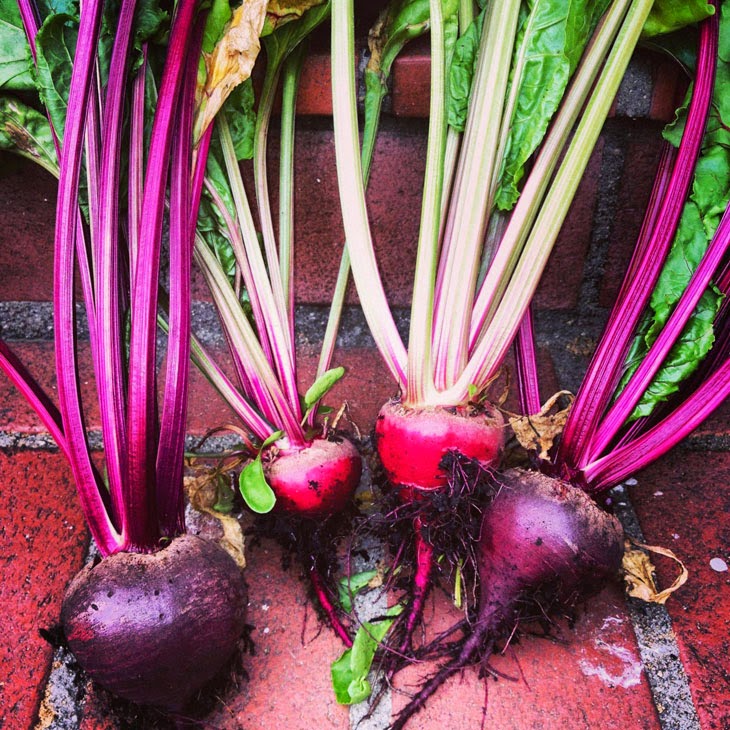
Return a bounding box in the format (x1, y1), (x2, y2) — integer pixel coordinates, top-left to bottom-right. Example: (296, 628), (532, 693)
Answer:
(348, 537), (392, 730)
(36, 646), (84, 730)
(0, 300), (411, 349)
(610, 483), (701, 730)
(0, 430), (248, 453)
(348, 455), (392, 730)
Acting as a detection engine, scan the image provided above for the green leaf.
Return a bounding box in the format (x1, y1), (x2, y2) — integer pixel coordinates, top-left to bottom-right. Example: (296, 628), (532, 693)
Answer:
(336, 570), (378, 613)
(663, 2), (730, 146)
(239, 456), (277, 513)
(213, 474), (236, 514)
(33, 13), (77, 140)
(0, 95), (58, 175)
(366, 0), (441, 82)
(363, 0), (457, 163)
(331, 606), (402, 705)
(494, 0), (611, 211)
(262, 0), (330, 71)
(0, 0), (36, 91)
(629, 289), (722, 420)
(642, 0), (714, 38)
(304, 366), (345, 411)
(446, 8), (484, 133)
(203, 0), (232, 53)
(36, 0), (78, 18)
(223, 78), (256, 161)
(262, 0), (329, 37)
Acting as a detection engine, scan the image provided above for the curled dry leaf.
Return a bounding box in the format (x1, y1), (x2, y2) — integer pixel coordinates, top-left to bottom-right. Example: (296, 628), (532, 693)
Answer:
(264, 0), (327, 35)
(195, 0), (268, 143)
(622, 538), (688, 605)
(185, 475), (247, 569)
(508, 390), (574, 459)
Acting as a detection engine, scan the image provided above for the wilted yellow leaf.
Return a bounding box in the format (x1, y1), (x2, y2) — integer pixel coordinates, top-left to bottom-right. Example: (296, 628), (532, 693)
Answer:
(508, 390), (573, 459)
(195, 0), (268, 143)
(622, 538), (688, 604)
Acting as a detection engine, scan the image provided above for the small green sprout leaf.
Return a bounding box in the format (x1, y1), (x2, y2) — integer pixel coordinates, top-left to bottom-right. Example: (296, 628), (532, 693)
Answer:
(337, 570), (378, 613)
(238, 431), (281, 514)
(453, 558), (463, 609)
(304, 366), (345, 411)
(261, 429), (284, 450)
(331, 605), (403, 705)
(239, 457), (276, 514)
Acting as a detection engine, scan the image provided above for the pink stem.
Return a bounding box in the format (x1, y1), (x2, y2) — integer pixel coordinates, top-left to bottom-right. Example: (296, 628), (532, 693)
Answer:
(309, 566), (353, 647)
(556, 11), (718, 472)
(513, 307), (541, 416)
(399, 516), (434, 653)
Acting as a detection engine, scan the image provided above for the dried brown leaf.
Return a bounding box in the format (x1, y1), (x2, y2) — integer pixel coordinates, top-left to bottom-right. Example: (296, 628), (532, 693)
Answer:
(264, 0), (326, 34)
(622, 538), (688, 604)
(185, 475), (247, 569)
(195, 0), (268, 142)
(508, 390), (574, 459)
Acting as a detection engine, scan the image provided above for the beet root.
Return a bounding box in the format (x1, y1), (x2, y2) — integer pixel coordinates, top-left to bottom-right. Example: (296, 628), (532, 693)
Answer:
(62, 534), (247, 711)
(266, 436), (362, 516)
(375, 402), (504, 654)
(390, 468), (624, 730)
(374, 400), (505, 493)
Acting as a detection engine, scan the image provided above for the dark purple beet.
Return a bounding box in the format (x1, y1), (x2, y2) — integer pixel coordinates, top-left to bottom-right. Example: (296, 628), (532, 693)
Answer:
(390, 468), (624, 730)
(62, 534), (247, 711)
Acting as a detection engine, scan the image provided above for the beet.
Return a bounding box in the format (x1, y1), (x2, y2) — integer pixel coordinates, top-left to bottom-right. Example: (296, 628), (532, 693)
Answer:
(374, 401), (505, 652)
(390, 468), (623, 730)
(266, 436), (362, 516)
(62, 534), (247, 711)
(375, 400), (505, 493)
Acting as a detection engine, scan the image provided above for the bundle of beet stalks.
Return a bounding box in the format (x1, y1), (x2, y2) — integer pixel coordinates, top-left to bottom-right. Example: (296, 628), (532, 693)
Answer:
(327, 0), (730, 728)
(0, 0), (254, 712)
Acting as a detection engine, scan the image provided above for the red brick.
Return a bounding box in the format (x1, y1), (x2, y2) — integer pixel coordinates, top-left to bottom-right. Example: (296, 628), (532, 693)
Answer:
(534, 140), (605, 310)
(0, 154), (57, 302)
(690, 396), (730, 441)
(392, 47), (681, 124)
(297, 344), (397, 429)
(391, 585), (659, 729)
(0, 341), (100, 435)
(291, 122), (426, 308)
(186, 340), (561, 443)
(185, 343), (395, 438)
(629, 450), (730, 730)
(391, 40), (431, 118)
(205, 536), (350, 729)
(599, 125), (664, 308)
(0, 450), (89, 728)
(0, 124), (640, 314)
(649, 55), (688, 123)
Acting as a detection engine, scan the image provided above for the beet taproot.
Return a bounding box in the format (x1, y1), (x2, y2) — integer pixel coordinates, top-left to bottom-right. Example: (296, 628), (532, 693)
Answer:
(390, 468), (623, 730)
(62, 534), (247, 711)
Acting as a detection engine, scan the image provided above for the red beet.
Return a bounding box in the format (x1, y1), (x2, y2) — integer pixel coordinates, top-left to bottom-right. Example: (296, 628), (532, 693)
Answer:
(390, 468), (623, 730)
(375, 400), (505, 651)
(266, 436), (362, 516)
(62, 534), (247, 711)
(375, 400), (505, 493)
